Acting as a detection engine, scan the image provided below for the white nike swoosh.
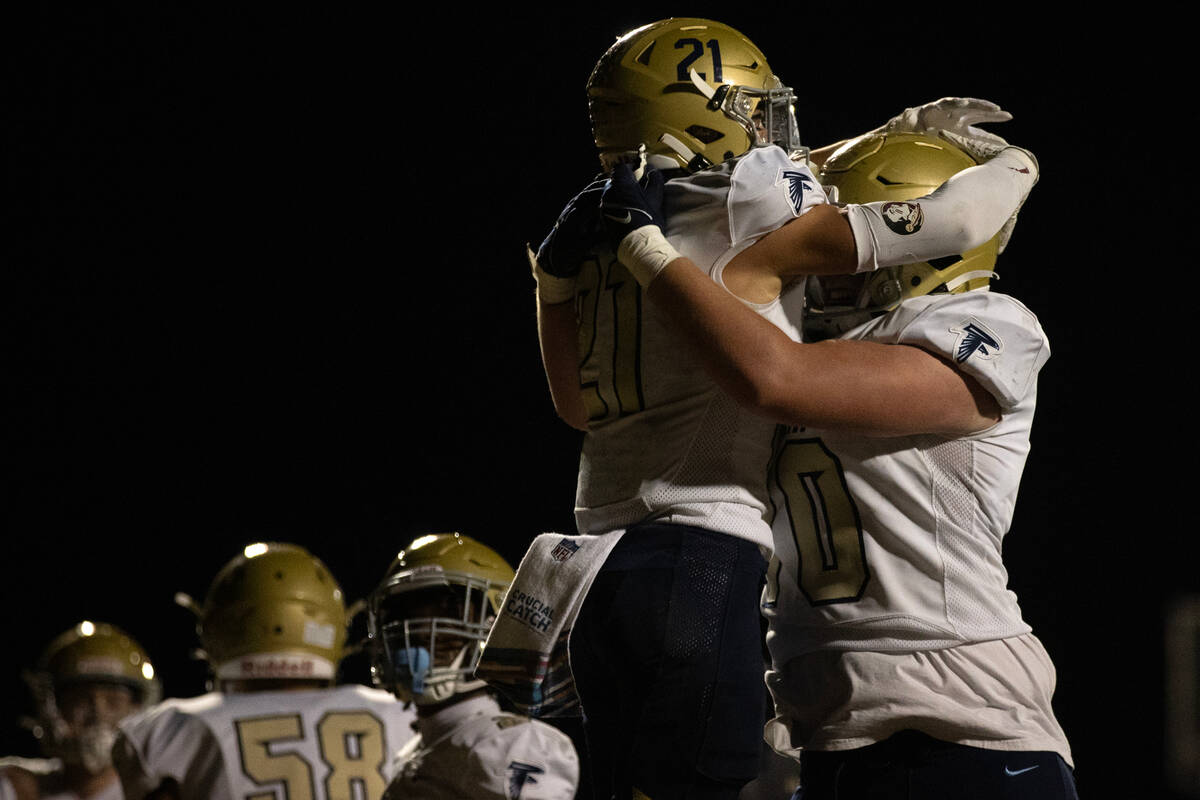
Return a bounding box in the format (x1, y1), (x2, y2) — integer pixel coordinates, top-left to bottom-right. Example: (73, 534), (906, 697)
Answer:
(604, 211), (632, 224)
(1005, 765), (1039, 776)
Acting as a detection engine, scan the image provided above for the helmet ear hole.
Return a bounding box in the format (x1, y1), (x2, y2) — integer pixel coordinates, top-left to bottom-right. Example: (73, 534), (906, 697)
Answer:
(685, 125), (724, 144)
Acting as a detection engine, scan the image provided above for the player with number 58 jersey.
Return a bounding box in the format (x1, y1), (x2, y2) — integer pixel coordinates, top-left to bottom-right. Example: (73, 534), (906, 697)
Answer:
(113, 543), (416, 800)
(115, 684), (414, 800)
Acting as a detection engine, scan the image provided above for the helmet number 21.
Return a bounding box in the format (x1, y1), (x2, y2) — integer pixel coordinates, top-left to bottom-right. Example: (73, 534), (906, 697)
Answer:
(675, 38), (723, 83)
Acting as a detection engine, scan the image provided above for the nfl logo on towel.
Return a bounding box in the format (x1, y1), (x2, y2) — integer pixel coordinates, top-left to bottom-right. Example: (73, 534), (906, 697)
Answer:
(550, 538), (580, 562)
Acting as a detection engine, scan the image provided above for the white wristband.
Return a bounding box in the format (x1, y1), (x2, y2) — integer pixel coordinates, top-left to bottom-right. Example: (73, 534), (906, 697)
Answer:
(527, 245), (577, 304)
(616, 225), (682, 287)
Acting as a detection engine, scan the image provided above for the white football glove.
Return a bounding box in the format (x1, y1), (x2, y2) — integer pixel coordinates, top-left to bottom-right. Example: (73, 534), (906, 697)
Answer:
(879, 97), (1013, 162)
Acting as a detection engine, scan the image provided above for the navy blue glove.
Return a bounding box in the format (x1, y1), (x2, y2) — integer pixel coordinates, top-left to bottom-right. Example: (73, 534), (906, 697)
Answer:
(535, 175), (607, 278)
(600, 164), (666, 249)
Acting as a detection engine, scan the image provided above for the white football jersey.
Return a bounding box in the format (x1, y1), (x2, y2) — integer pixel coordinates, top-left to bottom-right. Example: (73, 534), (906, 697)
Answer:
(763, 290), (1049, 658)
(762, 290), (1070, 760)
(384, 694), (578, 800)
(575, 146), (825, 550)
(113, 684), (417, 800)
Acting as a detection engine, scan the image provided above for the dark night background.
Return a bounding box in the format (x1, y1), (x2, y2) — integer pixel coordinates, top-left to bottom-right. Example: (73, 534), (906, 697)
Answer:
(2, 6), (1186, 799)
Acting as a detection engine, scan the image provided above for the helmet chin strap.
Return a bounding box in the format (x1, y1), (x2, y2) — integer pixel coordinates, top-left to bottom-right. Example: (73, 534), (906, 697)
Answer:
(657, 133), (712, 172)
(944, 270), (997, 291)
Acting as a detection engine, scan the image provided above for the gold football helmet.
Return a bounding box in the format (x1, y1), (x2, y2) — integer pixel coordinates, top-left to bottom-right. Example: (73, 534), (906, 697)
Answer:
(367, 532), (514, 706)
(197, 542), (348, 684)
(26, 621), (160, 773)
(808, 131), (1000, 332)
(587, 18), (801, 172)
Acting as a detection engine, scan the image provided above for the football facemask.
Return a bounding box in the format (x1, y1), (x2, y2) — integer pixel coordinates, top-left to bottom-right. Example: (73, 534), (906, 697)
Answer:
(367, 533), (514, 706)
(373, 582), (495, 704)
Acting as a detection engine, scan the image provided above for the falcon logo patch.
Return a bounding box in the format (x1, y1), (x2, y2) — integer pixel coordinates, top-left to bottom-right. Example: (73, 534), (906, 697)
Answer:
(881, 201), (924, 235)
(507, 762), (545, 799)
(779, 169), (814, 214)
(550, 537), (580, 562)
(950, 319), (1003, 363)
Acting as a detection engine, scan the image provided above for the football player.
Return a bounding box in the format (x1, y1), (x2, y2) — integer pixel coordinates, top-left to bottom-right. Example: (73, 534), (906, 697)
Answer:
(0, 621), (160, 800)
(111, 542), (417, 800)
(599, 132), (1077, 798)
(367, 532), (578, 799)
(529, 17), (1037, 800)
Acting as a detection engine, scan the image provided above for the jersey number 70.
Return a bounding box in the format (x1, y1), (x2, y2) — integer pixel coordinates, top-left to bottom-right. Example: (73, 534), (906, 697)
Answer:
(770, 438), (870, 605)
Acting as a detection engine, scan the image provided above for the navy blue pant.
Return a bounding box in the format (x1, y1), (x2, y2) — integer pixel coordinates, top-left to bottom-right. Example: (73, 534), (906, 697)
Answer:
(794, 730), (1079, 800)
(568, 523), (769, 800)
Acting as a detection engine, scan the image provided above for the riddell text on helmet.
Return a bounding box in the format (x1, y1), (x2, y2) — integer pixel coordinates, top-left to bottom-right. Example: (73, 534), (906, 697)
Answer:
(238, 659), (316, 678)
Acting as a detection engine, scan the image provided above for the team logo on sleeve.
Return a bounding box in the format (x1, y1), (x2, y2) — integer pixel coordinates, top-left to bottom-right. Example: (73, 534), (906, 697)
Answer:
(950, 319), (1003, 363)
(778, 169), (814, 214)
(881, 201), (924, 235)
(507, 762), (545, 799)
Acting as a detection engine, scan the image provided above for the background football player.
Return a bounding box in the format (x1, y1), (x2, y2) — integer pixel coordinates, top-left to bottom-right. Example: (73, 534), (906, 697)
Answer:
(0, 621), (160, 800)
(111, 541), (417, 800)
(529, 17), (1037, 800)
(597, 128), (1076, 798)
(367, 532), (578, 799)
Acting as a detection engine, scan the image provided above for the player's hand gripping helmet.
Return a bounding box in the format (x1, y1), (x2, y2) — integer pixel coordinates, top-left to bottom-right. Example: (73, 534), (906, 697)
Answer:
(587, 17), (802, 173)
(367, 533), (514, 706)
(807, 131), (1001, 336)
(25, 621), (160, 774)
(195, 542), (348, 685)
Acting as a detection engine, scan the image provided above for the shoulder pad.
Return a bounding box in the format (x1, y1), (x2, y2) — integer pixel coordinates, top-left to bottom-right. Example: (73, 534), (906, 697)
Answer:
(854, 292), (1049, 410)
(729, 146), (827, 245)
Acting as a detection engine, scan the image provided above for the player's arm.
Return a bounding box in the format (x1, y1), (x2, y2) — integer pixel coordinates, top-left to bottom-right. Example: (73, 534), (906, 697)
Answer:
(724, 146), (1038, 303)
(729, 97), (1030, 302)
(605, 166), (998, 437)
(537, 291), (588, 431)
(529, 179), (606, 431)
(650, 260), (998, 436)
(808, 96), (1013, 171)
